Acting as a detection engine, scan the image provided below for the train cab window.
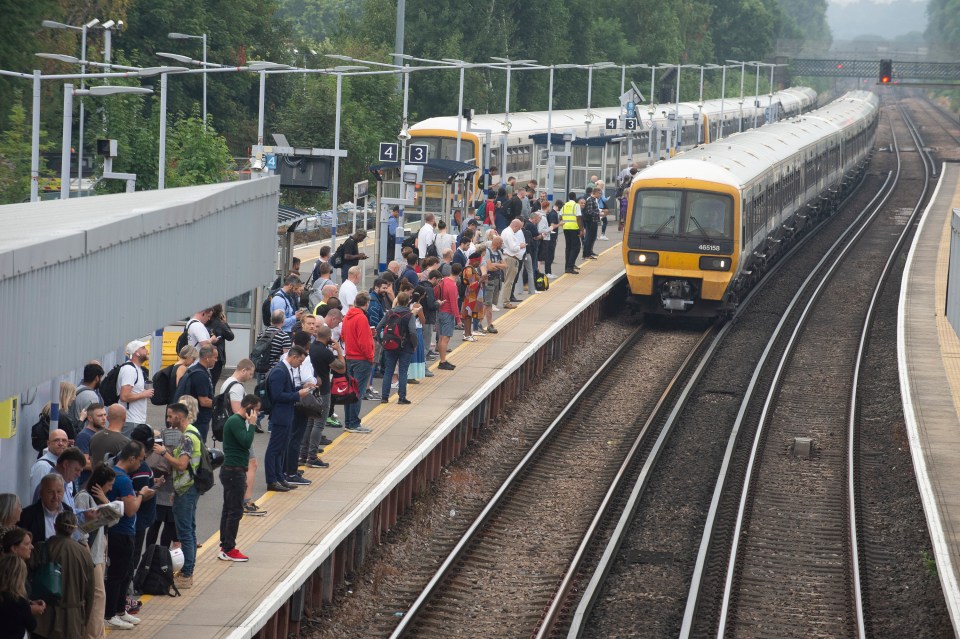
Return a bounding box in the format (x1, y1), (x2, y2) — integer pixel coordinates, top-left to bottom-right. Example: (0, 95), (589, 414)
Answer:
(632, 190), (682, 235)
(686, 192), (732, 239)
(632, 189), (733, 241)
(413, 136), (476, 163)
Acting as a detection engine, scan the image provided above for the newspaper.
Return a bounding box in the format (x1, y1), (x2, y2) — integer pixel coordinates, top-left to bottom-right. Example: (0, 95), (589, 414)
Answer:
(78, 501), (123, 533)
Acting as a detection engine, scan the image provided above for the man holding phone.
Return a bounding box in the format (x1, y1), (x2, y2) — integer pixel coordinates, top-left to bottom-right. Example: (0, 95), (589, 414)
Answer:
(218, 394), (261, 562)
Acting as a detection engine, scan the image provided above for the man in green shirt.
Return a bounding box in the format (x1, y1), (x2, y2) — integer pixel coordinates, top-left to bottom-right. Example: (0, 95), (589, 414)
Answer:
(218, 394), (261, 562)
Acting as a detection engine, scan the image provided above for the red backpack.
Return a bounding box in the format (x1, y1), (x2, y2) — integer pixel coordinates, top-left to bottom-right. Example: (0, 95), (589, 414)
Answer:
(380, 310), (411, 351)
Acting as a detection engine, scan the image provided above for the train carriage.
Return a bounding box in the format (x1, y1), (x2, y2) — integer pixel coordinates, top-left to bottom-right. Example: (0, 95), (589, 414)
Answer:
(623, 90), (880, 317)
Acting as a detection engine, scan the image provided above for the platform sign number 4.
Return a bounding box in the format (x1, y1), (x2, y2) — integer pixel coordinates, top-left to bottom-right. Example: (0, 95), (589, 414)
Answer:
(408, 144), (428, 165)
(379, 142), (399, 162)
(605, 118), (618, 130)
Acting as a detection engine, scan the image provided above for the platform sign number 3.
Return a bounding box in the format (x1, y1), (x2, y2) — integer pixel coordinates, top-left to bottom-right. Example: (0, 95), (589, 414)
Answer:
(379, 142), (399, 162)
(408, 144), (429, 165)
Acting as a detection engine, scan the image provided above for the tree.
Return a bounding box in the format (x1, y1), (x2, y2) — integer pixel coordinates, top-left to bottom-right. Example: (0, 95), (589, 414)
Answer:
(165, 110), (236, 187)
(0, 91), (52, 204)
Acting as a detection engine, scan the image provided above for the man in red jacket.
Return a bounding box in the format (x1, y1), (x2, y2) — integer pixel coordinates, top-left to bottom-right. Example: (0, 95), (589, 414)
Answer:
(341, 292), (376, 433)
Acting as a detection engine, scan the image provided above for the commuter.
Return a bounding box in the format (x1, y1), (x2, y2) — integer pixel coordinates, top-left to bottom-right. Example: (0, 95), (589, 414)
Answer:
(543, 200), (562, 278)
(33, 384), (79, 452)
(406, 288), (428, 383)
(0, 554), (42, 638)
(33, 447), (84, 510)
(339, 229), (369, 282)
(561, 192), (584, 274)
(87, 405), (129, 471)
(313, 284), (340, 316)
(481, 235), (507, 318)
(582, 187), (602, 260)
(264, 346), (315, 492)
(272, 257), (301, 290)
(30, 430), (69, 499)
(167, 401), (199, 590)
(218, 394), (261, 562)
(342, 292), (376, 432)
(0, 493), (22, 540)
(434, 219), (457, 257)
(128, 425), (159, 559)
(416, 271), (440, 362)
(184, 308), (218, 349)
(400, 252), (420, 290)
(521, 212), (541, 292)
(2, 528), (33, 560)
(173, 344), (217, 443)
(173, 345), (199, 387)
(74, 403), (106, 462)
(499, 219), (526, 308)
(308, 261), (336, 310)
(283, 332), (316, 487)
(520, 187), (531, 220)
(377, 291), (418, 404)
(206, 303), (234, 386)
(439, 248), (454, 277)
(416, 213), (437, 260)
(70, 363), (104, 422)
(271, 275), (303, 333)
(34, 511), (96, 638)
(116, 341), (153, 434)
(340, 265), (361, 309)
(104, 441), (150, 629)
(217, 360), (265, 516)
(261, 309), (292, 374)
(494, 187), (510, 232)
(508, 188), (523, 223)
(586, 174), (598, 196)
(435, 269), (460, 370)
(301, 324), (343, 468)
(596, 180), (610, 240)
(147, 404), (190, 563)
(387, 205), (400, 262)
(74, 462), (115, 639)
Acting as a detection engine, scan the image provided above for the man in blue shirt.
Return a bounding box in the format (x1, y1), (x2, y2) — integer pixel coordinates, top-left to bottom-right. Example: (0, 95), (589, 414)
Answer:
(173, 345), (217, 443)
(270, 275), (304, 333)
(105, 441), (152, 630)
(387, 205), (400, 262)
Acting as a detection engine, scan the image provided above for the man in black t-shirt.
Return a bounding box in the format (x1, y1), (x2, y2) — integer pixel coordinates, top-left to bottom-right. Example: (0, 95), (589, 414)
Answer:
(301, 324), (345, 467)
(339, 229), (368, 281)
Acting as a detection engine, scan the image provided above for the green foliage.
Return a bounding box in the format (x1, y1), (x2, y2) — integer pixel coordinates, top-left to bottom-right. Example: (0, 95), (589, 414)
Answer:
(0, 91), (52, 204)
(921, 549), (938, 578)
(166, 109), (236, 187)
(927, 0), (960, 48)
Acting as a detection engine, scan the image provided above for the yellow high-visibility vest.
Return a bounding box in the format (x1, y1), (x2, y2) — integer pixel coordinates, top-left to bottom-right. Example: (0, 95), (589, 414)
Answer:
(561, 201), (580, 230)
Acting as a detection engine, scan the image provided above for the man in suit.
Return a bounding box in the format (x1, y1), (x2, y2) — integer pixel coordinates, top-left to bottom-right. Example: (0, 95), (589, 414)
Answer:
(264, 346), (315, 492)
(18, 473), (73, 542)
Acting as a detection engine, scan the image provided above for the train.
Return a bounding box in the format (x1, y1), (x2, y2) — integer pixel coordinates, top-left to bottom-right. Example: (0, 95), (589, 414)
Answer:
(622, 90), (880, 317)
(407, 87), (818, 202)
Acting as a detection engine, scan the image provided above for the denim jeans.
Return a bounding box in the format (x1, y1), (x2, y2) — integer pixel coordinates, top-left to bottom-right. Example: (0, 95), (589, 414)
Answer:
(381, 350), (412, 401)
(172, 485), (198, 576)
(345, 359), (373, 428)
(285, 412), (308, 477)
(219, 466), (246, 552)
(264, 420), (291, 484)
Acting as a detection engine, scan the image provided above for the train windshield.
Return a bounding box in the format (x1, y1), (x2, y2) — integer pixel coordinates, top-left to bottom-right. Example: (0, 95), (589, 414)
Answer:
(411, 136), (477, 163)
(631, 189), (733, 240)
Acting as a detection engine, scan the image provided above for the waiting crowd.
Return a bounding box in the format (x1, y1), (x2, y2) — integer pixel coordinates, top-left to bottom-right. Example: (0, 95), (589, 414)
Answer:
(0, 169), (638, 638)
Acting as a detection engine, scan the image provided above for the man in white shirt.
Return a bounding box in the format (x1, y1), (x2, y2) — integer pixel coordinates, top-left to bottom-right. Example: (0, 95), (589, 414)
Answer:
(118, 340), (154, 429)
(417, 213), (437, 259)
(340, 266), (361, 309)
(186, 309), (219, 348)
(499, 219), (526, 308)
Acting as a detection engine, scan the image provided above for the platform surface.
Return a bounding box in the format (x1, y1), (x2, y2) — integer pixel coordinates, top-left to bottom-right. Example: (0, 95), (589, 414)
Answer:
(127, 237), (627, 638)
(899, 162), (960, 635)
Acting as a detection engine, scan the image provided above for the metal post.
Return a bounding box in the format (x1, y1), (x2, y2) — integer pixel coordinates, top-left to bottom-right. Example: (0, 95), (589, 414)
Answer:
(586, 65), (593, 137)
(501, 63), (511, 179)
(78, 25), (87, 197)
(159, 73), (168, 189)
(754, 64), (761, 128)
(31, 70), (41, 203)
(697, 66), (705, 144)
(620, 64), (626, 96)
(395, 67), (410, 260)
(330, 72), (343, 255)
(455, 63), (464, 162)
(393, 0), (405, 93)
(49, 379), (60, 435)
(61, 84), (73, 200)
(768, 64), (775, 122)
(257, 70), (266, 147)
(202, 33), (208, 128)
(738, 62), (745, 133)
(674, 64), (682, 153)
(719, 65), (727, 140)
(546, 66), (555, 202)
(648, 65), (657, 166)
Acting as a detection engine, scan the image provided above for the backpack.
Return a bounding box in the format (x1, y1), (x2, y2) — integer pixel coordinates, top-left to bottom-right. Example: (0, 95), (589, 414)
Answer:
(331, 242), (346, 268)
(254, 368), (275, 415)
(535, 273), (550, 292)
(211, 380), (240, 442)
(260, 288), (283, 326)
(250, 328), (279, 374)
(134, 544), (180, 597)
(380, 309), (411, 351)
(184, 425), (215, 495)
(31, 415), (53, 454)
(100, 361), (135, 406)
(151, 364), (178, 406)
(426, 234), (439, 258)
(175, 319), (200, 354)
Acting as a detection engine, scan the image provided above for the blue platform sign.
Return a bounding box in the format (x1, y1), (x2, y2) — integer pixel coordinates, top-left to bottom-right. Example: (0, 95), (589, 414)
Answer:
(265, 154), (277, 170)
(626, 101), (636, 119)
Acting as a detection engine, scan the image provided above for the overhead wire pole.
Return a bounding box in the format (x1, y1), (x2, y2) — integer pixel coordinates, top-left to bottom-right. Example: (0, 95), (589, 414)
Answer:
(727, 59), (748, 132)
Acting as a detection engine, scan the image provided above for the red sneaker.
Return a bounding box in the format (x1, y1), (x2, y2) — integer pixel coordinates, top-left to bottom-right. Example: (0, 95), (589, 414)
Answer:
(218, 548), (249, 562)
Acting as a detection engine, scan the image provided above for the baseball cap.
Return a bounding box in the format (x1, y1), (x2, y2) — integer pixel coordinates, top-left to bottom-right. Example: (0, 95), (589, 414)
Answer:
(125, 340), (149, 357)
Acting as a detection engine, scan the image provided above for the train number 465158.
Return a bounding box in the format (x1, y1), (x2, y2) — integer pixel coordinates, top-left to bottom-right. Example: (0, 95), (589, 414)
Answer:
(698, 244), (721, 252)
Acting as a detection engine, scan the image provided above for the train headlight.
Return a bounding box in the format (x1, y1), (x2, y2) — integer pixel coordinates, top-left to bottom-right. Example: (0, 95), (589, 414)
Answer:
(699, 256), (731, 271)
(628, 251), (659, 266)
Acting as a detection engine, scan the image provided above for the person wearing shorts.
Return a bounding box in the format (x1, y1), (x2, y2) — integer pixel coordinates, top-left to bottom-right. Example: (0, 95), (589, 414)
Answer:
(481, 237), (507, 333)
(435, 269), (460, 370)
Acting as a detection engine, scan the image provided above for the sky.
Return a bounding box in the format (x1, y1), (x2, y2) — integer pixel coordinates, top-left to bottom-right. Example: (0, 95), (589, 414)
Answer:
(827, 0), (928, 40)
(828, 0), (925, 5)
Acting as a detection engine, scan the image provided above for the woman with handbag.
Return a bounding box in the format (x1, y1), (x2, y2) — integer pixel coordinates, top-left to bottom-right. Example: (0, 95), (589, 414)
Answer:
(0, 554), (44, 639)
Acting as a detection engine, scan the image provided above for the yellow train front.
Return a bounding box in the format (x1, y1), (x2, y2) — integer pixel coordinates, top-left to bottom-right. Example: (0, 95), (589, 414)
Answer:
(622, 91), (880, 318)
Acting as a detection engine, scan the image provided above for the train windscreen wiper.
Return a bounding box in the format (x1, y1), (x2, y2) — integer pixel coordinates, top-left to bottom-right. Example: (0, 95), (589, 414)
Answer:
(688, 216), (714, 241)
(648, 215), (675, 238)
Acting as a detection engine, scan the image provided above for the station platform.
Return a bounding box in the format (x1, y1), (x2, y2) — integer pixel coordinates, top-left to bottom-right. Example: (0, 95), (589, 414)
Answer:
(899, 161), (960, 635)
(126, 240), (627, 638)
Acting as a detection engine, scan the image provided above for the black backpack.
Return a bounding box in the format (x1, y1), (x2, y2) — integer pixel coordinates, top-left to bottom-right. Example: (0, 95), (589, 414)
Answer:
(134, 544), (180, 597)
(380, 310), (411, 351)
(331, 242), (346, 268)
(185, 426), (215, 495)
(99, 361), (135, 406)
(260, 288), (283, 326)
(254, 368), (277, 415)
(150, 364), (178, 406)
(250, 329), (278, 374)
(175, 319), (200, 354)
(211, 380), (240, 442)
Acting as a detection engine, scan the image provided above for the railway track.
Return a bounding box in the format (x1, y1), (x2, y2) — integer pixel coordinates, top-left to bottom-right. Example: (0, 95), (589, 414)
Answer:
(671, 100), (933, 639)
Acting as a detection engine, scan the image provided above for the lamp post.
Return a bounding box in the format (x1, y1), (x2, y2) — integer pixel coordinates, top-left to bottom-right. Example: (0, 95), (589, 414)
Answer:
(168, 32), (208, 127)
(747, 61), (764, 128)
(490, 57), (537, 178)
(61, 84), (153, 199)
(726, 60), (748, 132)
(696, 64), (720, 144)
(665, 63), (698, 154)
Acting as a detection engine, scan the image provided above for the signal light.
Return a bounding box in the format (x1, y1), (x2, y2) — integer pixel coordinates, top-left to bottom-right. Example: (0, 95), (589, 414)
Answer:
(837, 63), (843, 70)
(879, 59), (892, 84)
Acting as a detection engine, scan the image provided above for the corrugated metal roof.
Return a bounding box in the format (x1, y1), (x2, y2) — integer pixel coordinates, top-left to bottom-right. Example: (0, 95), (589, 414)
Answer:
(0, 178), (280, 399)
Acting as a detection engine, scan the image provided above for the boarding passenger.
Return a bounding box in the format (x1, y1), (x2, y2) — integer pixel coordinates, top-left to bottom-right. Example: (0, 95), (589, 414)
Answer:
(481, 237), (506, 332)
(308, 261), (336, 309)
(218, 394), (260, 562)
(173, 345), (217, 443)
(264, 346), (315, 493)
(128, 425), (160, 559)
(118, 341), (154, 432)
(342, 292), (376, 432)
(283, 333), (317, 487)
(206, 304), (234, 386)
(30, 430), (69, 498)
(499, 219), (526, 308)
(582, 187), (601, 260)
(339, 229), (369, 282)
(272, 257), (301, 290)
(18, 474), (70, 542)
(169, 400), (200, 590)
(74, 462), (115, 639)
(436, 269), (460, 370)
(416, 271), (440, 363)
(387, 206), (400, 262)
(377, 291), (418, 404)
(33, 447), (84, 510)
(216, 360), (264, 516)
(271, 275), (303, 333)
(185, 308), (218, 349)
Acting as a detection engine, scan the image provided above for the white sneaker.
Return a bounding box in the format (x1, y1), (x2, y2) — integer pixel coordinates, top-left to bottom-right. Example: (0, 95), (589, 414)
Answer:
(492, 305), (501, 312)
(106, 616), (134, 630)
(599, 234), (609, 240)
(119, 613), (141, 625)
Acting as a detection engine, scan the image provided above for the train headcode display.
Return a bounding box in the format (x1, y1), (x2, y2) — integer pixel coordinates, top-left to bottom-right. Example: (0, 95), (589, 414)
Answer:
(408, 144), (429, 165)
(379, 142), (399, 162)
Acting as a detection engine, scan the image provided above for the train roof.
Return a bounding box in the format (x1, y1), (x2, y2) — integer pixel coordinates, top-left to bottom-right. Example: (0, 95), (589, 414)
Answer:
(409, 86), (818, 137)
(633, 91), (878, 189)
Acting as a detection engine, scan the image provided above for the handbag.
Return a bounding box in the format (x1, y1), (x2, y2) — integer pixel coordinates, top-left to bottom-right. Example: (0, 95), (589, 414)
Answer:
(30, 541), (63, 603)
(295, 388), (327, 418)
(330, 375), (360, 405)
